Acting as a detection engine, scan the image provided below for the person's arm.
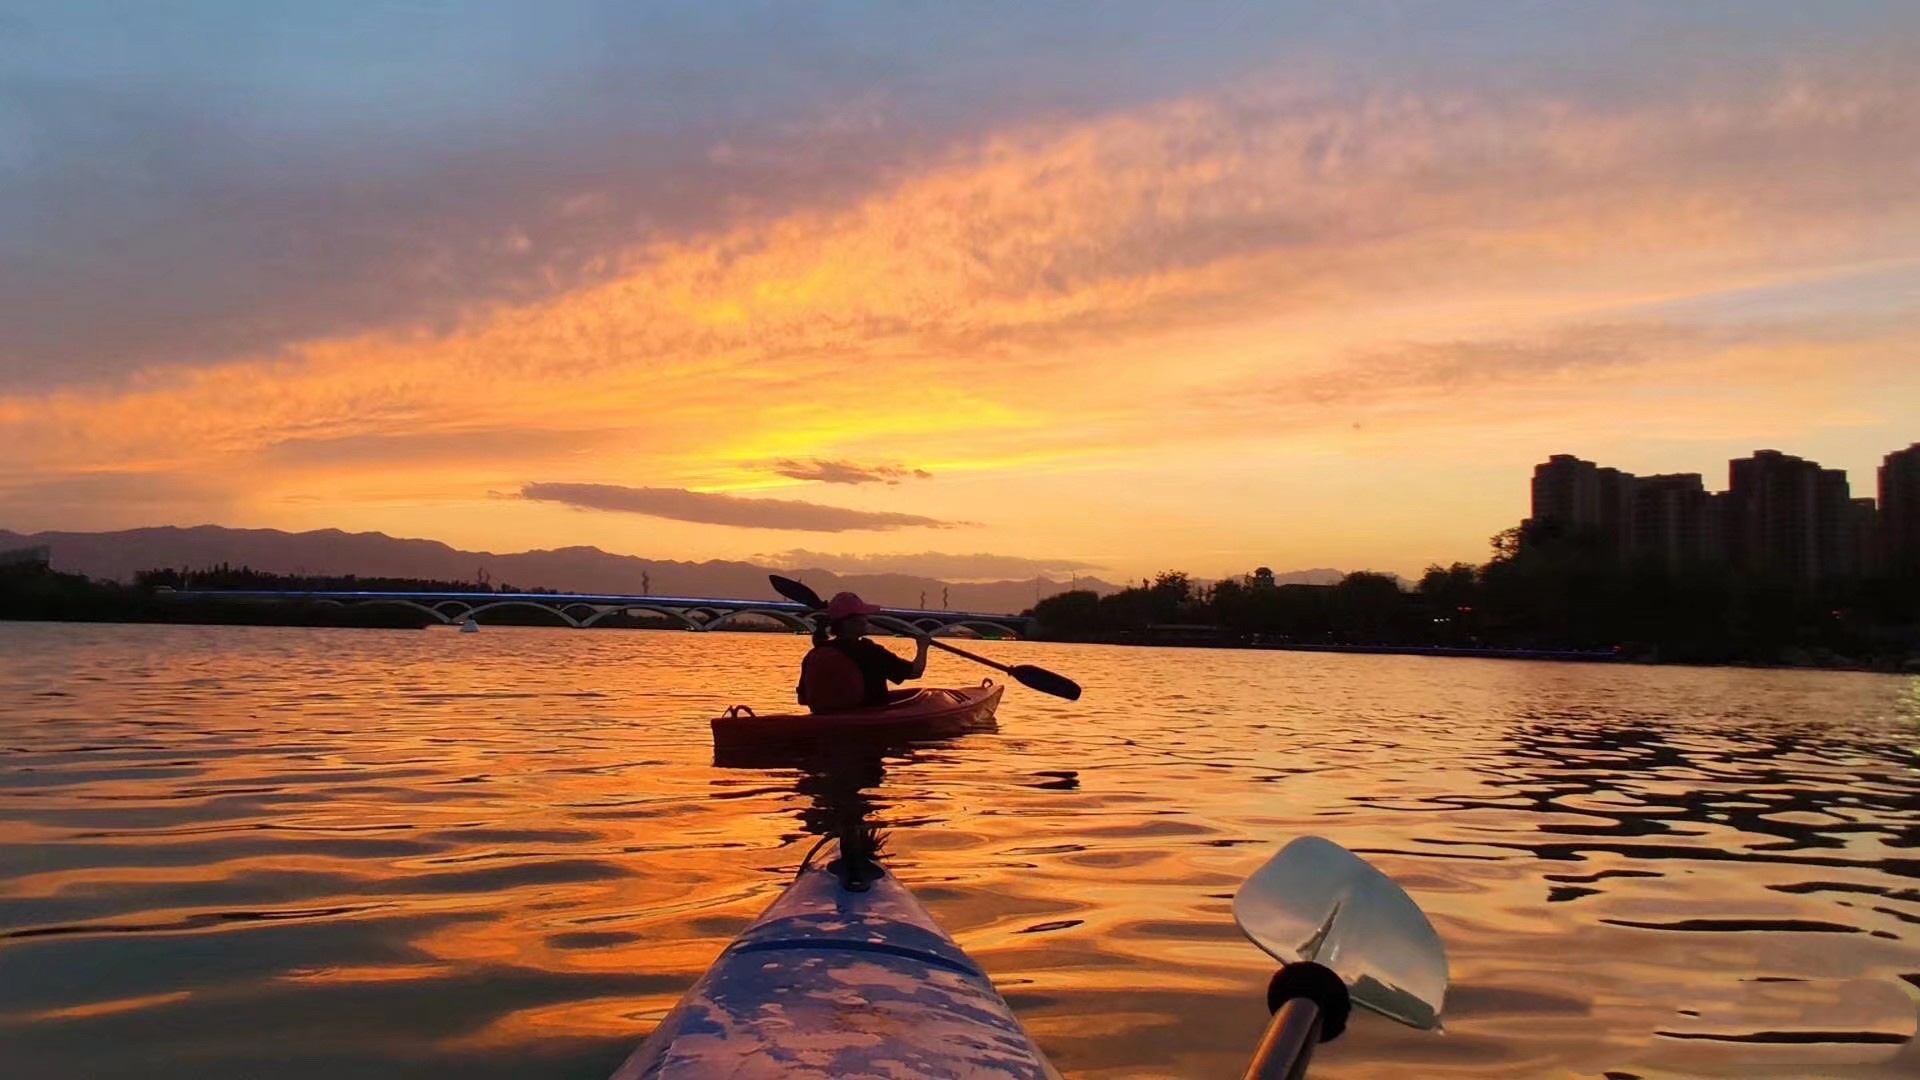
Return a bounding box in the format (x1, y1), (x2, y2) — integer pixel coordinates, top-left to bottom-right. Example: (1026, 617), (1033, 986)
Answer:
(869, 638), (928, 684)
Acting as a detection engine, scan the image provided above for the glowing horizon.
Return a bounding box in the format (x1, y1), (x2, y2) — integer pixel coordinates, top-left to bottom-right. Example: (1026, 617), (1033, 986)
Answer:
(3, 4), (1917, 582)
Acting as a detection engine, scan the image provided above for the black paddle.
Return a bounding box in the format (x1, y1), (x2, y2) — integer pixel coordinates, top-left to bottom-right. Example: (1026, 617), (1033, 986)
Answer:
(769, 574), (1082, 701)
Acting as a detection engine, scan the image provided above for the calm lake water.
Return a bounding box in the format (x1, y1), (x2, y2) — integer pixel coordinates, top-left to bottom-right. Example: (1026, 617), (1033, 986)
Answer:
(2, 622), (1917, 1078)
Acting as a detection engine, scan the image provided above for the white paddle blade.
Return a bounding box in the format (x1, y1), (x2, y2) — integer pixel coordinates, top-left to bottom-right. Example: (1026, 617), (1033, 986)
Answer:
(1233, 835), (1448, 1030)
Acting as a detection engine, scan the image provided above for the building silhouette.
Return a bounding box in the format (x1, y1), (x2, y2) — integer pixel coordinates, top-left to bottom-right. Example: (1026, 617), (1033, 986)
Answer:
(1528, 443), (1915, 583)
(1530, 456), (1717, 572)
(1847, 497), (1883, 579)
(1724, 450), (1857, 584)
(1883, 443), (1920, 578)
(1631, 473), (1724, 572)
(1529, 455), (1635, 552)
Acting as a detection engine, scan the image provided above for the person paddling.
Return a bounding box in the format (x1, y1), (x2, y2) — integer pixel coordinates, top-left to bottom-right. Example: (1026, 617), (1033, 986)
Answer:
(796, 592), (929, 712)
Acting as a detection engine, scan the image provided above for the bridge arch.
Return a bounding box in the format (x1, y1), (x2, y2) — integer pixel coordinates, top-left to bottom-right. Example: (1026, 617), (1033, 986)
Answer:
(346, 597), (453, 624)
(432, 600), (473, 620)
(703, 608), (815, 633)
(851, 614), (1023, 640)
(579, 605), (701, 630)
(560, 602), (605, 624)
(939, 619), (1020, 640)
(463, 600), (581, 628)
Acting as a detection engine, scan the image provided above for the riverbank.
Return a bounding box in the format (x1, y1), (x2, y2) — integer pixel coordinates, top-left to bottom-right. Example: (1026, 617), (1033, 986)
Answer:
(1026, 630), (1920, 673)
(1254, 642), (1623, 663)
(0, 586), (793, 633)
(1258, 641), (1920, 673)
(7, 570), (1915, 671)
(0, 594), (438, 629)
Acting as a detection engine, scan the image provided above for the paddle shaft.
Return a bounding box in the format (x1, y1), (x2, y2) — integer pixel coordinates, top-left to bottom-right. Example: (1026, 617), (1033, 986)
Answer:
(922, 637), (1010, 673)
(1243, 999), (1323, 1080)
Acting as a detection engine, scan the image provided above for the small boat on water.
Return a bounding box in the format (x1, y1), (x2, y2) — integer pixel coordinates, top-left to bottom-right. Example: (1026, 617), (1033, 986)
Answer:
(610, 834), (1058, 1079)
(709, 681), (1003, 752)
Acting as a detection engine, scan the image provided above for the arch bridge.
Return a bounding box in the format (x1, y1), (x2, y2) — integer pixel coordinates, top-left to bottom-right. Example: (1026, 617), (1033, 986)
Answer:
(177, 590), (1033, 639)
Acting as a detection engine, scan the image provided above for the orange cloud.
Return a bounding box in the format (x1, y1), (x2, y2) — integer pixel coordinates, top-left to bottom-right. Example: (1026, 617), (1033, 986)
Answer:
(3, 63), (1916, 575)
(764, 549), (1105, 581)
(769, 459), (933, 485)
(519, 482), (964, 532)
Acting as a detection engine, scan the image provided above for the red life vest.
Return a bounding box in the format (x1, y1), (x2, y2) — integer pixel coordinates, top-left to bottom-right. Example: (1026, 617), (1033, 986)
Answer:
(797, 646), (865, 713)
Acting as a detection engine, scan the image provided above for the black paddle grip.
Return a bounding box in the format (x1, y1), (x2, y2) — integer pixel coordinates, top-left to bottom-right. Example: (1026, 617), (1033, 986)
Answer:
(1265, 962), (1352, 1042)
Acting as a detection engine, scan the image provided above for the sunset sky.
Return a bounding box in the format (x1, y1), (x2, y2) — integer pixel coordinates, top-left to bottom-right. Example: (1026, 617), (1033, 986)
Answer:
(4, 2), (1918, 582)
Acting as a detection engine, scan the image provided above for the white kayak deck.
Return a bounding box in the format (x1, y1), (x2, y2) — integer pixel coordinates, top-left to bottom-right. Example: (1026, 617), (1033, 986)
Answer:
(612, 846), (1058, 1079)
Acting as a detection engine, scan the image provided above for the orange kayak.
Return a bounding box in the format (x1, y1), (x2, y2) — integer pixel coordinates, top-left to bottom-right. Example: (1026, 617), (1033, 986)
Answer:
(711, 681), (1003, 750)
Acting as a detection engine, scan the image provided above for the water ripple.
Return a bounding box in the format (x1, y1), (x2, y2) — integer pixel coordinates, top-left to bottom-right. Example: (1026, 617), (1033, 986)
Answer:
(1, 623), (1916, 1077)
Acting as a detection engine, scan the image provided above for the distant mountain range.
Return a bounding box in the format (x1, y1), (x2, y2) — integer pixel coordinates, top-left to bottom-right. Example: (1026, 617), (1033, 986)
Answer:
(0, 525), (1124, 614)
(1, 525), (1356, 613)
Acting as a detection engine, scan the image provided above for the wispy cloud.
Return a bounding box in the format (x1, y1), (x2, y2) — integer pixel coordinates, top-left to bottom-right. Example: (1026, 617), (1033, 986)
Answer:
(519, 483), (962, 532)
(1280, 324), (1697, 407)
(263, 428), (614, 468)
(1208, 316), (1910, 441)
(2, 23), (1917, 575)
(771, 459), (933, 485)
(765, 549), (1103, 581)
(10, 64), (1916, 465)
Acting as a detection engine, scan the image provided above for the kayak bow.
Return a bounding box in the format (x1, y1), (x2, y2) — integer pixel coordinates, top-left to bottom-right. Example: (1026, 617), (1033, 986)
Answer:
(612, 838), (1058, 1079)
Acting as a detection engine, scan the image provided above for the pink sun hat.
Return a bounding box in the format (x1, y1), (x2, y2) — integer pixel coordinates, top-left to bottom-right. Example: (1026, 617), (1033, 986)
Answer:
(826, 591), (884, 621)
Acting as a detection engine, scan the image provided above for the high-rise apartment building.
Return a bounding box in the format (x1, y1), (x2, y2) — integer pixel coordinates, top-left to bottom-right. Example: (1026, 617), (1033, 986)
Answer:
(1725, 450), (1848, 584)
(1530, 454), (1634, 552)
(1631, 474), (1724, 572)
(1531, 455), (1600, 531)
(1883, 443), (1920, 577)
(1817, 468), (1853, 580)
(1844, 498), (1882, 580)
(1528, 445), (1916, 582)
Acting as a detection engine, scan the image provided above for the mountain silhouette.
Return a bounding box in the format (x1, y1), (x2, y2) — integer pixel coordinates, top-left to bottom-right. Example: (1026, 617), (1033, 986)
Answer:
(2, 525), (1131, 614)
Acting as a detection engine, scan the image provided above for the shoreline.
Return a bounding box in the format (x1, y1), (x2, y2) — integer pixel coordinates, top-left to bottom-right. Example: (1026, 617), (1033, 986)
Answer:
(1246, 642), (1623, 663)
(1020, 631), (1919, 674)
(1029, 637), (1918, 674)
(5, 610), (1914, 674)
(0, 609), (795, 633)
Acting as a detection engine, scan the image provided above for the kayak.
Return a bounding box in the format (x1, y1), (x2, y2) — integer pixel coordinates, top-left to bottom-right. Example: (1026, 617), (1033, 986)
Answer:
(611, 837), (1059, 1079)
(710, 681), (1003, 750)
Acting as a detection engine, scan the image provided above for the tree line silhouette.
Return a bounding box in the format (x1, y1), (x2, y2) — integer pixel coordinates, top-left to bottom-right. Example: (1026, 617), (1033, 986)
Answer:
(135, 564), (557, 595)
(1, 562), (433, 628)
(9, 543), (1916, 665)
(1029, 524), (1920, 668)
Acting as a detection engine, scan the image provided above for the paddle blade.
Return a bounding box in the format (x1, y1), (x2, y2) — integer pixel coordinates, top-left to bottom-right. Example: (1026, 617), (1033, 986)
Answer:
(769, 574), (826, 610)
(1234, 836), (1448, 1030)
(1008, 663), (1082, 701)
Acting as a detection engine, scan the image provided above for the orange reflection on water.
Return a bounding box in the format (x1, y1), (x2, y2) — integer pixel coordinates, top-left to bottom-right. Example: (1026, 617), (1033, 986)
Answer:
(22, 990), (193, 1024)
(0, 624), (1916, 1078)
